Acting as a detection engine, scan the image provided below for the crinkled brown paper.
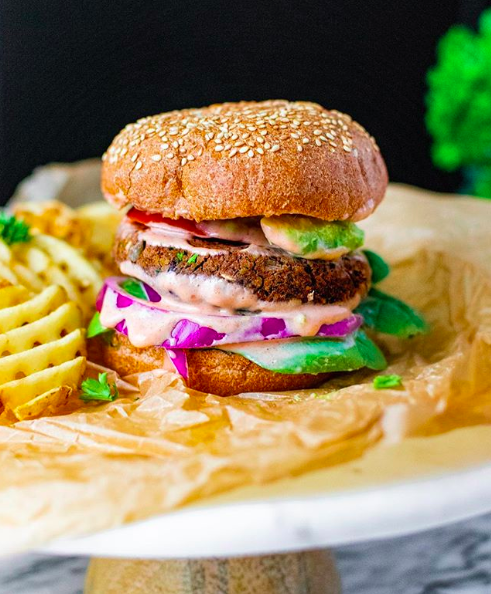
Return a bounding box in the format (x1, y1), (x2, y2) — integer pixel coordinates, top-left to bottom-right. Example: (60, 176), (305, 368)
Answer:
(2, 179), (491, 554)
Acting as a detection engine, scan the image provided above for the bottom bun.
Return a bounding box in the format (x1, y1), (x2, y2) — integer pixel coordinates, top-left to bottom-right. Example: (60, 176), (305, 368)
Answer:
(89, 333), (328, 396)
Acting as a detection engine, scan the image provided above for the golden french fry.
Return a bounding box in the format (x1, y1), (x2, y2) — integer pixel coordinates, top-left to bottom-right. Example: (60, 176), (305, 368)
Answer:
(0, 301), (82, 356)
(12, 386), (72, 421)
(0, 278), (86, 420)
(13, 201), (84, 246)
(13, 199), (120, 279)
(0, 329), (85, 384)
(0, 285), (29, 309)
(0, 260), (19, 285)
(0, 356), (86, 411)
(0, 285), (66, 333)
(0, 211), (97, 420)
(11, 235), (102, 321)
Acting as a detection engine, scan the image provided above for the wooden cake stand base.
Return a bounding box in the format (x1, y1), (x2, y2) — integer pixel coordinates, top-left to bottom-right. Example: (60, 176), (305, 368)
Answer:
(85, 549), (341, 593)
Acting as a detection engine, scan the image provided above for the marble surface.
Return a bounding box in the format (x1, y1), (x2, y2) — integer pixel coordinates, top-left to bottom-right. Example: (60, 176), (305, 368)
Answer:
(0, 514), (490, 593)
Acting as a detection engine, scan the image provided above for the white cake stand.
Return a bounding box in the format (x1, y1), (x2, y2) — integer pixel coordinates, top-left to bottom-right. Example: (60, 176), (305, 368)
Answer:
(40, 427), (491, 593)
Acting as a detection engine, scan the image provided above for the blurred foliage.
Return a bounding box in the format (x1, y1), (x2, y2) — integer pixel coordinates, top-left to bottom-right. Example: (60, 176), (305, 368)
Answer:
(426, 9), (491, 197)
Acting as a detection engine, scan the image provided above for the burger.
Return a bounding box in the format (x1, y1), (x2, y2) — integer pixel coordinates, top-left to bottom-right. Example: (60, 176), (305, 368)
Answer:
(89, 100), (426, 396)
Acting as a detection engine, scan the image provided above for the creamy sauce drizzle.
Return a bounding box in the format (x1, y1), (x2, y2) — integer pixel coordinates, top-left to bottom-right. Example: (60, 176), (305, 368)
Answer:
(99, 285), (359, 349)
(120, 260), (360, 322)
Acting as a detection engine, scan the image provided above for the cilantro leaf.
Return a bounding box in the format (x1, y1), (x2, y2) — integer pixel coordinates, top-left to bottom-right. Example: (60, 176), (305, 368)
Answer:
(373, 374), (403, 389)
(80, 372), (119, 402)
(175, 252), (184, 262)
(0, 212), (31, 245)
(187, 253), (198, 264)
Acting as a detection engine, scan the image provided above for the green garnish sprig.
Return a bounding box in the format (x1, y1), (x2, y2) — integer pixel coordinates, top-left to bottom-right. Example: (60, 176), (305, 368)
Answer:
(0, 212), (31, 245)
(373, 374), (403, 389)
(80, 372), (119, 402)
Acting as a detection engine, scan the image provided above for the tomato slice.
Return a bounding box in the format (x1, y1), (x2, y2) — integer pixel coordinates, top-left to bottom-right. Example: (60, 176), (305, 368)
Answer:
(127, 207), (204, 235)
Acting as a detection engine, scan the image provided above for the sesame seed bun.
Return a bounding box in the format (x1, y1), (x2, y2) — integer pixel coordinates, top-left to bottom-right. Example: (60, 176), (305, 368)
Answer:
(89, 333), (328, 397)
(102, 100), (388, 222)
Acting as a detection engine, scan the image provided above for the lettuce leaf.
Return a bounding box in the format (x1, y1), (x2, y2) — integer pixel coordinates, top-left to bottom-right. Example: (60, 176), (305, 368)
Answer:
(356, 288), (428, 338)
(363, 249), (390, 284)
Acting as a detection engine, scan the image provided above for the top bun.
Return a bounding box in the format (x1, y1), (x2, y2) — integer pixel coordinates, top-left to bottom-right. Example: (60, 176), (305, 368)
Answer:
(102, 100), (388, 222)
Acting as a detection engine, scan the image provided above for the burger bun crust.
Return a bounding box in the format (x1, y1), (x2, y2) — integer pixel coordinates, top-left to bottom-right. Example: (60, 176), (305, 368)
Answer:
(102, 100), (387, 222)
(89, 334), (328, 397)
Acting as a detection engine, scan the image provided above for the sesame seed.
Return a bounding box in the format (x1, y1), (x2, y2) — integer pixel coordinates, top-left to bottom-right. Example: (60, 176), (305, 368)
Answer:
(135, 161), (143, 170)
(105, 100), (370, 165)
(181, 158), (187, 165)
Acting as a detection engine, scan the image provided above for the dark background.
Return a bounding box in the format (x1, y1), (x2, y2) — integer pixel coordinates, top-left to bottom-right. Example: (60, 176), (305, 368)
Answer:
(0, 0), (488, 203)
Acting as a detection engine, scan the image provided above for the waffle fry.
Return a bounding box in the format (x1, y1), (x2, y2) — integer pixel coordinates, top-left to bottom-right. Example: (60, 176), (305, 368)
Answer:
(13, 200), (122, 276)
(12, 235), (102, 320)
(0, 233), (103, 321)
(12, 201), (84, 246)
(0, 283), (86, 420)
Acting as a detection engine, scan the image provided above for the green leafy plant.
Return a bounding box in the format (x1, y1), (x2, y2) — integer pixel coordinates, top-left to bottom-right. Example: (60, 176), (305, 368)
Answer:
(0, 212), (31, 245)
(80, 372), (119, 402)
(426, 9), (491, 197)
(373, 374), (403, 389)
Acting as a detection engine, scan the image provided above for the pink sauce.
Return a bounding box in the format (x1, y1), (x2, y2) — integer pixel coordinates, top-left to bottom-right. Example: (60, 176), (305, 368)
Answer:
(99, 285), (359, 348)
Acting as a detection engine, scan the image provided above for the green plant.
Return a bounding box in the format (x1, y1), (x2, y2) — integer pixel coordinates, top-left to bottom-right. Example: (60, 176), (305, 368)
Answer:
(426, 9), (491, 198)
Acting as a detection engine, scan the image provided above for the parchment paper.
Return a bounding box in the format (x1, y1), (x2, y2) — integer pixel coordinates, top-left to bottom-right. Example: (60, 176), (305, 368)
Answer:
(1, 167), (491, 554)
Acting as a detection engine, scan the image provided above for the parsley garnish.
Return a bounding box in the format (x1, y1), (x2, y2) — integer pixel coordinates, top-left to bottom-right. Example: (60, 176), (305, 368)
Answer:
(175, 252), (184, 262)
(80, 372), (119, 402)
(187, 253), (198, 264)
(0, 212), (31, 245)
(373, 374), (403, 389)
